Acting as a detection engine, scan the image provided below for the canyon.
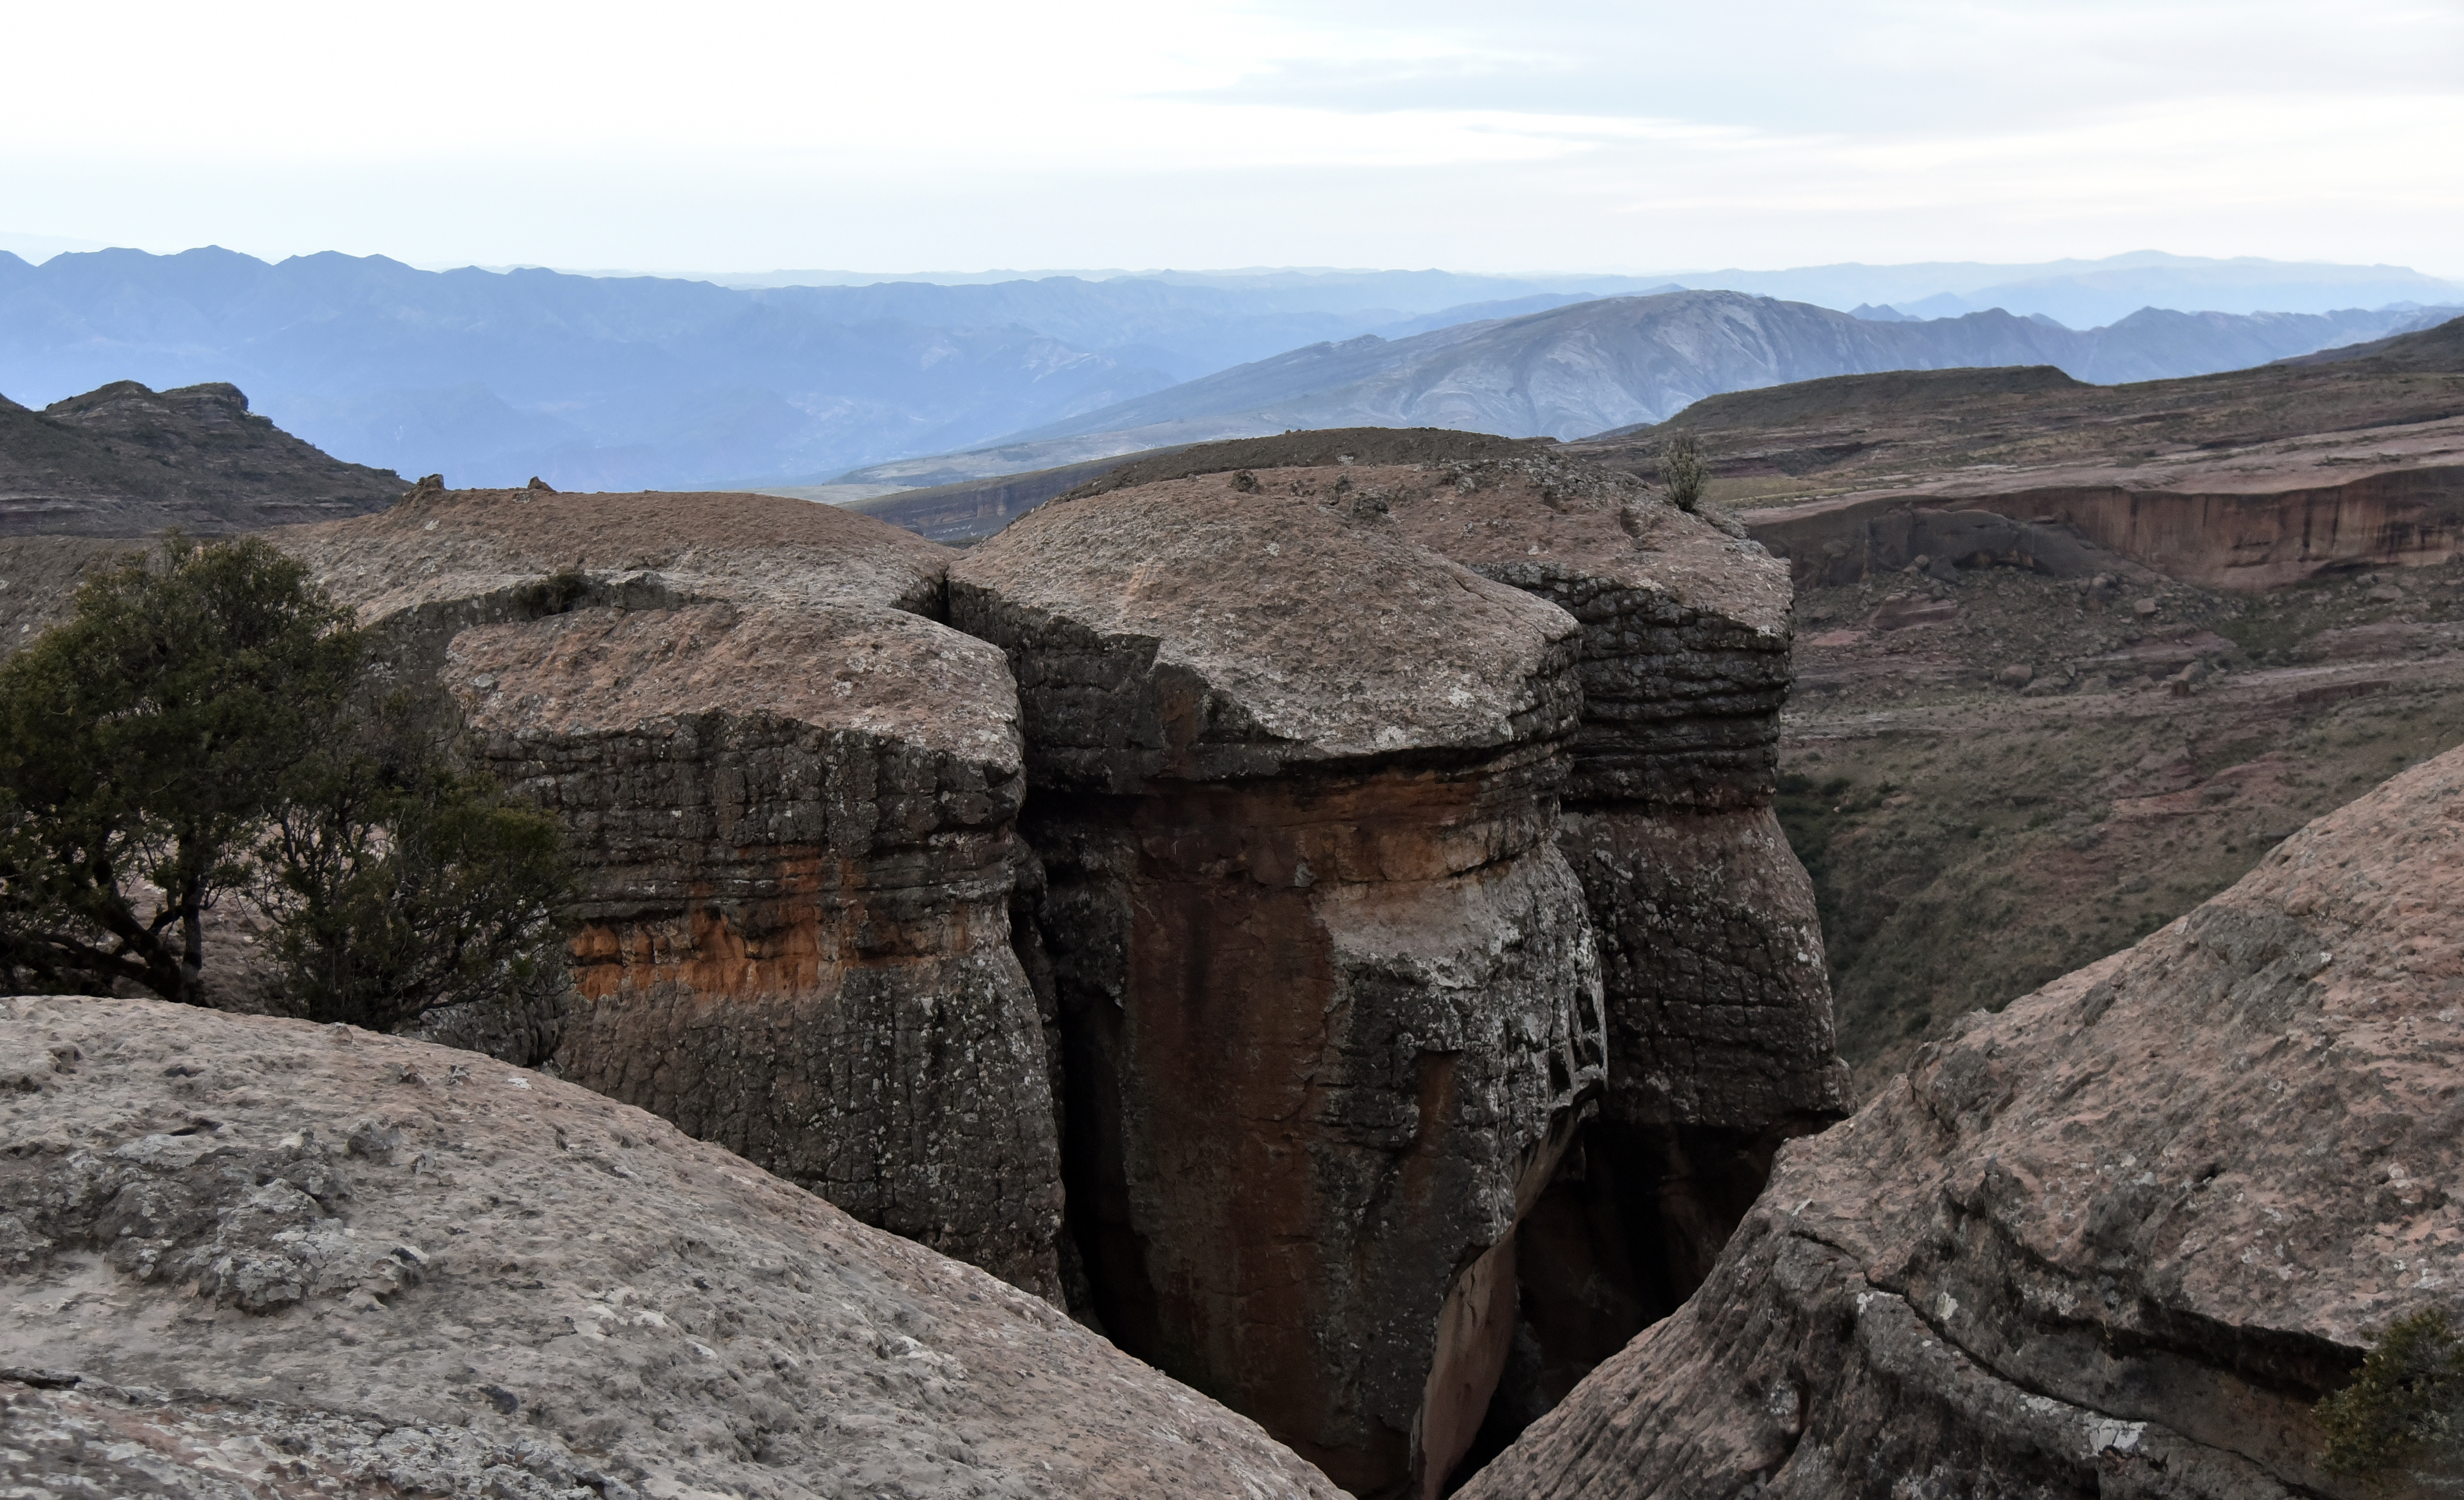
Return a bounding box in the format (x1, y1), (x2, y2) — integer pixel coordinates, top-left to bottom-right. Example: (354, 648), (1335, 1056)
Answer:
(246, 430), (1839, 1497)
(10, 315), (2464, 1497)
(1562, 316), (2464, 1088)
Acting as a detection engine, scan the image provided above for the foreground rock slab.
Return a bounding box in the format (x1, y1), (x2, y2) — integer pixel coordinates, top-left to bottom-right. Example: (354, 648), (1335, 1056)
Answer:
(1464, 745), (2464, 1499)
(0, 997), (1341, 1500)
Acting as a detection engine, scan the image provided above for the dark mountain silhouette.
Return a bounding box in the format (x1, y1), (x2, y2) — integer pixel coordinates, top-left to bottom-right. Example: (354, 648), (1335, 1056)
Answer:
(0, 378), (403, 535)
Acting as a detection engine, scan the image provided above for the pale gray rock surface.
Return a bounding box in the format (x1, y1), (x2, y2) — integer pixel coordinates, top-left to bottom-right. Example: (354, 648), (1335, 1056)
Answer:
(0, 997), (1341, 1500)
(1463, 745), (2464, 1500)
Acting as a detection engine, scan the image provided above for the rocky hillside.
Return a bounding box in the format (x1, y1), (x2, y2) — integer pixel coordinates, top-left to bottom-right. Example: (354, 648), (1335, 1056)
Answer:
(249, 433), (1844, 1499)
(0, 995), (1342, 1500)
(0, 378), (403, 535)
(1463, 741), (2464, 1499)
(1560, 319), (2464, 1090)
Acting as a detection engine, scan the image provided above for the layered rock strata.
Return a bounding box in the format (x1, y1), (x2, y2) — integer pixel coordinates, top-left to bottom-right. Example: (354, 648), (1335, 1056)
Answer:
(1749, 464), (2464, 593)
(1374, 452), (1851, 1451)
(949, 481), (1608, 1497)
(281, 489), (1064, 1298)
(0, 997), (1341, 1500)
(1466, 744), (2464, 1499)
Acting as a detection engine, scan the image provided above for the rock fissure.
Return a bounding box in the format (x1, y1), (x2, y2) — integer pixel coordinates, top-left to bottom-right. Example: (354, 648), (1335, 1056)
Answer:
(232, 449), (1856, 1499)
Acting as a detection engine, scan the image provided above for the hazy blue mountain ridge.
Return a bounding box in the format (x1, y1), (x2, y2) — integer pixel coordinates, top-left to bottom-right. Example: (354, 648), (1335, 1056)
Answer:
(1659, 250), (2462, 327)
(0, 247), (1189, 489)
(850, 291), (2451, 483)
(2, 246), (2454, 493)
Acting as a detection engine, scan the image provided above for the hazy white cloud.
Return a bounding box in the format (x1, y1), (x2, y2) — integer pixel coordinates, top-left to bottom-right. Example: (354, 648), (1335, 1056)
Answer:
(2, 0), (2457, 275)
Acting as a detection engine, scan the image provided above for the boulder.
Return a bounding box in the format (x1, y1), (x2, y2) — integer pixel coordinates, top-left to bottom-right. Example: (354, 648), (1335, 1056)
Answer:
(1464, 744), (2464, 1499)
(0, 997), (1340, 1500)
(950, 476), (1606, 1497)
(281, 490), (1065, 1299)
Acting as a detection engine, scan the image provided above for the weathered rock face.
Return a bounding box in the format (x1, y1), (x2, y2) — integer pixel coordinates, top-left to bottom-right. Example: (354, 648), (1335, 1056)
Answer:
(950, 479), (1608, 1497)
(1750, 464), (2464, 593)
(0, 997), (1342, 1500)
(1352, 451), (1848, 1460)
(1465, 744), (2464, 1500)
(281, 490), (1065, 1300)
(453, 599), (1059, 1297)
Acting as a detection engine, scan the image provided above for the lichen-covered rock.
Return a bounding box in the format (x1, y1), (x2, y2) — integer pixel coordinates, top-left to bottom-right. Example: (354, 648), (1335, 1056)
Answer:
(0, 997), (1341, 1500)
(951, 480), (1607, 1497)
(283, 484), (952, 623)
(280, 491), (1066, 1300)
(1463, 745), (2464, 1500)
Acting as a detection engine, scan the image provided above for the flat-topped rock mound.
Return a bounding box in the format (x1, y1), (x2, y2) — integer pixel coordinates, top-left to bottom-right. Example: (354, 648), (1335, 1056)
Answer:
(452, 600), (1020, 766)
(283, 486), (952, 622)
(444, 597), (1057, 1297)
(0, 996), (1340, 1500)
(277, 486), (1066, 1300)
(1466, 744), (2464, 1499)
(950, 473), (1583, 789)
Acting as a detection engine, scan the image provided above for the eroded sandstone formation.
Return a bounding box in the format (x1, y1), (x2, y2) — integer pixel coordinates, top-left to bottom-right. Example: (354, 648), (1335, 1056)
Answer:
(1465, 744), (2464, 1499)
(949, 480), (1608, 1497)
(281, 489), (1064, 1299)
(252, 455), (1846, 1493)
(1751, 464), (2464, 593)
(0, 997), (1341, 1500)
(1374, 450), (1853, 1464)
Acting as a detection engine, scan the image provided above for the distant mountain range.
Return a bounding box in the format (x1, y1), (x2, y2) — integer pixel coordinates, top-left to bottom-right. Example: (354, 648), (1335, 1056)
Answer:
(1651, 251), (2463, 329)
(0, 246), (2455, 492)
(835, 292), (2456, 489)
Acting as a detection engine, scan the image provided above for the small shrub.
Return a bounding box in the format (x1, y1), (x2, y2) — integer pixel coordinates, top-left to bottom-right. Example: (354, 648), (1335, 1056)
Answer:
(1658, 434), (1709, 512)
(2316, 1307), (2464, 1479)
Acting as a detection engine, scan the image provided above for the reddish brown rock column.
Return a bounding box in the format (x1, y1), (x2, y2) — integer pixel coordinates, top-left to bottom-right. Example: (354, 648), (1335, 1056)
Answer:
(285, 491), (1066, 1300)
(950, 480), (1606, 1498)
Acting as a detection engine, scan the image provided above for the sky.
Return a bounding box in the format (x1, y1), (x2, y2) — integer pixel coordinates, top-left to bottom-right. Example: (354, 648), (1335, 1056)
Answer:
(3, 0), (2460, 277)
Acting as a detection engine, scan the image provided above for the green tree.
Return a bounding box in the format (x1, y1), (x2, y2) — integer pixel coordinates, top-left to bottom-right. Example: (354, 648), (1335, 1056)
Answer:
(0, 537), (359, 1004)
(258, 688), (572, 1033)
(2317, 1306), (2464, 1480)
(1659, 432), (1709, 513)
(0, 535), (574, 1028)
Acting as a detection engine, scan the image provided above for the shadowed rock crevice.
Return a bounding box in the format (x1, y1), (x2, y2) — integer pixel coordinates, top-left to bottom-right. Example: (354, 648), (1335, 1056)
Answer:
(1364, 451), (1850, 1481)
(952, 479), (1616, 1498)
